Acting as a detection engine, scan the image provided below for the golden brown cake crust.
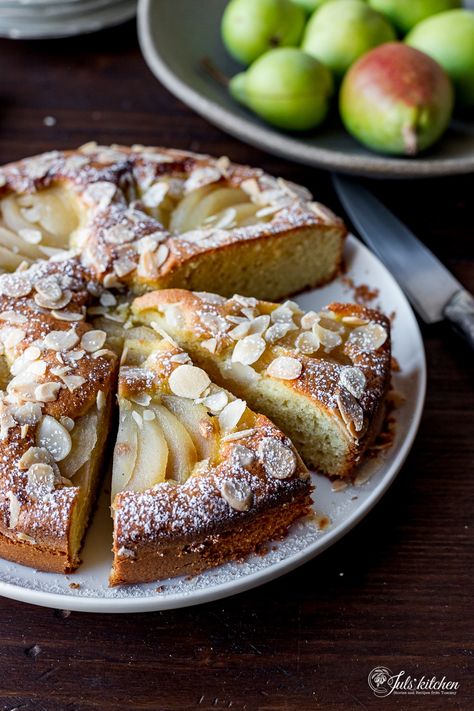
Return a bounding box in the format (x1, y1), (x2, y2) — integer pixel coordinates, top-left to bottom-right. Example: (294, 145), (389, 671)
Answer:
(0, 143), (346, 296)
(132, 290), (391, 478)
(0, 259), (118, 572)
(110, 333), (312, 585)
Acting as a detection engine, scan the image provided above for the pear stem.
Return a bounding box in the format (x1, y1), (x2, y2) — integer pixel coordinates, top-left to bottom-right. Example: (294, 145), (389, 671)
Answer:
(200, 57), (230, 87)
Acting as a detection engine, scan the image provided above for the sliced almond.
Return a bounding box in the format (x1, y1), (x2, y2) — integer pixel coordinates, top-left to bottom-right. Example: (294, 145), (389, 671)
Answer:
(265, 322), (294, 344)
(231, 444), (255, 468)
(295, 331), (320, 355)
(218, 398), (246, 431)
(201, 389), (228, 413)
(336, 388), (364, 436)
(26, 463), (57, 496)
(34, 382), (62, 402)
(6, 491), (20, 529)
(231, 334), (266, 366)
(349, 323), (387, 352)
(168, 364), (211, 399)
(81, 329), (107, 353)
(220, 479), (253, 512)
(267, 356), (302, 380)
(36, 414), (72, 461)
(257, 437), (296, 479)
(0, 274), (32, 298)
(34, 289), (72, 310)
(340, 367), (366, 400)
(43, 329), (79, 352)
(18, 446), (54, 470)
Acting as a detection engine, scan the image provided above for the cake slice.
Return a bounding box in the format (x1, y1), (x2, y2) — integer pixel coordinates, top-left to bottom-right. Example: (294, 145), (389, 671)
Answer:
(0, 260), (118, 573)
(131, 290), (392, 478)
(110, 326), (312, 585)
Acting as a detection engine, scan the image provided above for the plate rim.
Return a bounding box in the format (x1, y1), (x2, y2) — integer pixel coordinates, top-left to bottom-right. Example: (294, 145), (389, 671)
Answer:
(0, 235), (427, 613)
(137, 0), (474, 179)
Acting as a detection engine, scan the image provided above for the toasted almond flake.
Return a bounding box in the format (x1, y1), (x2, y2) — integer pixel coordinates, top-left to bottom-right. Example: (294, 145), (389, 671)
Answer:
(26, 463), (57, 495)
(336, 389), (364, 435)
(12, 402), (42, 426)
(267, 356), (302, 380)
(113, 256), (136, 277)
(232, 294), (258, 309)
(35, 382), (62, 402)
(202, 337), (217, 354)
(6, 491), (20, 528)
(43, 329), (79, 352)
(221, 427), (257, 443)
(201, 389), (228, 413)
(19, 228), (42, 244)
(25, 360), (47, 377)
(67, 349), (85, 361)
(200, 312), (230, 335)
(18, 447), (54, 470)
(100, 291), (117, 307)
(248, 314), (270, 335)
(340, 367), (366, 400)
(168, 364), (211, 399)
(34, 289), (72, 310)
(162, 303), (186, 330)
(52, 309), (84, 322)
(349, 322), (387, 352)
(195, 291), (226, 305)
(20, 424), (29, 438)
(265, 322), (293, 344)
(36, 415), (72, 461)
(170, 352), (191, 364)
(314, 324), (342, 351)
(35, 276), (62, 302)
(218, 398), (246, 431)
(16, 532), (36, 543)
(231, 443), (255, 467)
(104, 224), (135, 245)
(155, 244), (169, 268)
(229, 322), (251, 340)
(300, 311), (320, 330)
(2, 327), (26, 350)
(92, 348), (116, 360)
(295, 331), (320, 355)
(60, 374), (86, 392)
(309, 201), (337, 224)
(143, 409), (156, 421)
(23, 345), (41, 361)
(271, 305), (296, 323)
(0, 311), (27, 325)
(231, 334), (266, 366)
(332, 479), (348, 492)
(81, 329), (107, 353)
(341, 315), (369, 327)
(257, 437), (296, 479)
(0, 274), (31, 298)
(220, 479), (253, 512)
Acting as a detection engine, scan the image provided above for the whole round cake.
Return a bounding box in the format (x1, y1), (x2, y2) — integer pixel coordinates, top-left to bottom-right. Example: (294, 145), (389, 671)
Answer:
(0, 144), (390, 584)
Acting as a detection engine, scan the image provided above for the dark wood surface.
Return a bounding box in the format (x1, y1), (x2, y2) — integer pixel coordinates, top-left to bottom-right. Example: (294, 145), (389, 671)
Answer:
(0, 21), (473, 711)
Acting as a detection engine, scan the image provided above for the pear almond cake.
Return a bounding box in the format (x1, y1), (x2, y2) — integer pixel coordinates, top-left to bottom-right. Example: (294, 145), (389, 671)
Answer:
(0, 144), (391, 584)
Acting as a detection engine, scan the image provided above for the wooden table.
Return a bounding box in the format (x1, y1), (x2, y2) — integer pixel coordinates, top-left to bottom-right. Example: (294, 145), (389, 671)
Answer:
(0, 21), (472, 711)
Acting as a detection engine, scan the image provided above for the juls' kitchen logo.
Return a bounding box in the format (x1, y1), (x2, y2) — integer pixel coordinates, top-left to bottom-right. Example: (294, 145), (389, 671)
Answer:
(368, 667), (459, 698)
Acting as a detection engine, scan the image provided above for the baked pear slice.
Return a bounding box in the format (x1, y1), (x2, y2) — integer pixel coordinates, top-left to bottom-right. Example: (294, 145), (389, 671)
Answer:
(110, 326), (312, 586)
(131, 289), (392, 479)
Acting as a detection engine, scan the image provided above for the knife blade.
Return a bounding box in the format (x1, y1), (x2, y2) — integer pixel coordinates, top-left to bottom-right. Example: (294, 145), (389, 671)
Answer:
(332, 174), (474, 349)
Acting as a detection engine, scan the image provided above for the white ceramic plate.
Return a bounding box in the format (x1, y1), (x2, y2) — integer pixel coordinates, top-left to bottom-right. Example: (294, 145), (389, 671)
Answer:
(0, 235), (426, 613)
(138, 0), (474, 179)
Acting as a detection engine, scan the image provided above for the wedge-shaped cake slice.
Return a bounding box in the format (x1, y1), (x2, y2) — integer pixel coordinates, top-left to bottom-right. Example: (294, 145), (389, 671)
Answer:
(132, 290), (392, 478)
(0, 260), (118, 573)
(110, 327), (312, 585)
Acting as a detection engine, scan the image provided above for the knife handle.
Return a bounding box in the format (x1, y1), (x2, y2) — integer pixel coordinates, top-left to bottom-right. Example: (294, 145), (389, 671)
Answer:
(443, 289), (474, 351)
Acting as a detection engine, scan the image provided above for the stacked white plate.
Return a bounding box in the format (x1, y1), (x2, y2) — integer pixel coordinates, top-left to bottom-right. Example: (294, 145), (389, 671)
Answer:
(0, 0), (136, 39)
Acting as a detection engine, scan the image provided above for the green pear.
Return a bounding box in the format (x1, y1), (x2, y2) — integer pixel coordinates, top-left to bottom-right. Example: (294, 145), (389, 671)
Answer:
(221, 0), (306, 66)
(406, 10), (474, 108)
(230, 47), (334, 131)
(368, 0), (460, 35)
(339, 43), (454, 155)
(302, 0), (396, 80)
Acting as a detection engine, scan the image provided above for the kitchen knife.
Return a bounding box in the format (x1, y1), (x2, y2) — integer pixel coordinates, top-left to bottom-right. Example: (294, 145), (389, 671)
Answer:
(332, 173), (474, 351)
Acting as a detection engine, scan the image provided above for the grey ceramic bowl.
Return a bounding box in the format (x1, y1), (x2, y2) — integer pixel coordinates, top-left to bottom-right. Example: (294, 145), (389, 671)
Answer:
(138, 0), (474, 178)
